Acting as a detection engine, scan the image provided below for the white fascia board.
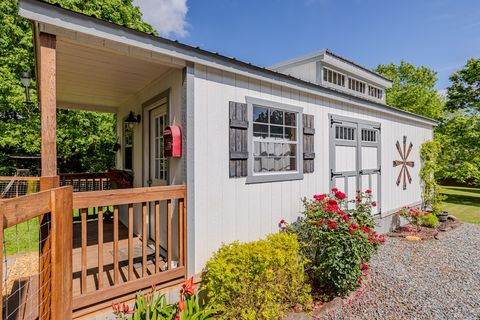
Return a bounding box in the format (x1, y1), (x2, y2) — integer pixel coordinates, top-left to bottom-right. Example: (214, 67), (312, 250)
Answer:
(19, 0), (436, 127)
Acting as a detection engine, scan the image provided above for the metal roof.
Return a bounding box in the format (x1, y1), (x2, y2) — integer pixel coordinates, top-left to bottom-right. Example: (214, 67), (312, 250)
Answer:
(19, 0), (437, 126)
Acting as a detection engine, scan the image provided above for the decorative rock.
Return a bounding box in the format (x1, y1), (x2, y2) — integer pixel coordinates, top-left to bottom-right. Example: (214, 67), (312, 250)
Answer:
(405, 235), (422, 241)
(386, 231), (405, 238)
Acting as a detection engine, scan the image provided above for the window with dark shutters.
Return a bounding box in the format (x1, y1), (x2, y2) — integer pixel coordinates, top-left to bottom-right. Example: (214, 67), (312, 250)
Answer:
(229, 101), (248, 177)
(303, 114), (315, 173)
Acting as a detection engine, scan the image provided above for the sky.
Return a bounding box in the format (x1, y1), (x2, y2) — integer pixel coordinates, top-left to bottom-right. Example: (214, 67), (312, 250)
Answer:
(133, 0), (480, 90)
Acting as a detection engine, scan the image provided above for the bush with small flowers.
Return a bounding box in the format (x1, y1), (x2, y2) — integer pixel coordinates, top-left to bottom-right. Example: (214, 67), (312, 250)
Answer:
(285, 188), (384, 298)
(399, 206), (436, 230)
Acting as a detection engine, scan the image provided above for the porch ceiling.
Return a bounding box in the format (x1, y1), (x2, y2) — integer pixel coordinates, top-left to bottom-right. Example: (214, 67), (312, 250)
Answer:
(56, 40), (173, 111)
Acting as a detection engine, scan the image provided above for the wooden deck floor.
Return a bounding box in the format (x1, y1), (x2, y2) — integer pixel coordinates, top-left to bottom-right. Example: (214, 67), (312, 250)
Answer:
(72, 220), (166, 297)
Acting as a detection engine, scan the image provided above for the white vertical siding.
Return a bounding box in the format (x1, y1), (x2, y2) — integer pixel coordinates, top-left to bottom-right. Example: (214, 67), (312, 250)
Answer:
(192, 64), (434, 274)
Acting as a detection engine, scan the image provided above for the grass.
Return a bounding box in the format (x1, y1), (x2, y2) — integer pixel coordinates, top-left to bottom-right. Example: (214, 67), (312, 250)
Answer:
(440, 185), (480, 224)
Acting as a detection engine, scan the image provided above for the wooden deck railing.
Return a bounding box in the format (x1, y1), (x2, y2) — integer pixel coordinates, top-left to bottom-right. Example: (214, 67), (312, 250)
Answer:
(60, 173), (111, 192)
(71, 185), (187, 314)
(0, 187), (73, 320)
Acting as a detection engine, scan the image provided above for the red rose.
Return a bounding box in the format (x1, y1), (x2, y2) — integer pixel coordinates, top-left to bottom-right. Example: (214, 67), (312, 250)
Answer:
(362, 226), (371, 233)
(415, 212), (420, 217)
(313, 194), (327, 201)
(365, 189), (372, 194)
(361, 264), (369, 271)
(335, 191), (347, 200)
(343, 215), (350, 222)
(279, 219), (285, 224)
(331, 187), (339, 192)
(319, 219), (325, 225)
(325, 205), (338, 212)
(327, 199), (338, 206)
(327, 220), (337, 229)
(356, 189), (360, 193)
(337, 209), (344, 215)
(379, 235), (385, 243)
(372, 202), (377, 207)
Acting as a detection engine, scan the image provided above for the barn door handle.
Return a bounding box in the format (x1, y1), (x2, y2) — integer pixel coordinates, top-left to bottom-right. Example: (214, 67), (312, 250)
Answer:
(330, 170), (342, 180)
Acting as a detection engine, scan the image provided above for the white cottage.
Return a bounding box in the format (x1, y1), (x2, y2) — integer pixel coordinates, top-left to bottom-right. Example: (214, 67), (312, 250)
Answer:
(17, 0), (436, 315)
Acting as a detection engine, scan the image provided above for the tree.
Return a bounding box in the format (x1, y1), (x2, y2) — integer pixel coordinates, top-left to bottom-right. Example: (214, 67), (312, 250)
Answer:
(435, 112), (480, 185)
(446, 58), (480, 113)
(375, 61), (445, 120)
(0, 0), (154, 174)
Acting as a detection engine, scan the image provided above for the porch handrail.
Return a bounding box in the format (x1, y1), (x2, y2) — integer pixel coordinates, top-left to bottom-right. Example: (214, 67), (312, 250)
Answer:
(72, 185), (186, 209)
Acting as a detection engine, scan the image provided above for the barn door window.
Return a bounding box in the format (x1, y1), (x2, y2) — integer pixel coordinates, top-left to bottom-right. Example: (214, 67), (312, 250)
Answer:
(245, 97), (303, 184)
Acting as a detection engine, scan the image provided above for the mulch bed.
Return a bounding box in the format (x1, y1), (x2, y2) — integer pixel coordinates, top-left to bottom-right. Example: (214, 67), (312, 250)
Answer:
(386, 216), (462, 241)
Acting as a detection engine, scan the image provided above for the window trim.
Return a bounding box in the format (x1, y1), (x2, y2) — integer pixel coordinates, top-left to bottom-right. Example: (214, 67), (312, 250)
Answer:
(246, 96), (304, 184)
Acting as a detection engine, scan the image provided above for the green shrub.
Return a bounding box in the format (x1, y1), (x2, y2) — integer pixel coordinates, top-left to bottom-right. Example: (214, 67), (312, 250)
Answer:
(419, 212), (439, 228)
(288, 189), (383, 298)
(202, 233), (311, 320)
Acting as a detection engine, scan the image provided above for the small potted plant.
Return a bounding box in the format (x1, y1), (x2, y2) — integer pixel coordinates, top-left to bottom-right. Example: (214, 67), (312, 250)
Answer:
(438, 210), (449, 223)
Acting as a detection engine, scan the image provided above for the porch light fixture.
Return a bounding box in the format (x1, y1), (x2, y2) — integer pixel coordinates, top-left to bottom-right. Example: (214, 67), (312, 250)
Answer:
(125, 111), (141, 127)
(20, 71), (31, 103)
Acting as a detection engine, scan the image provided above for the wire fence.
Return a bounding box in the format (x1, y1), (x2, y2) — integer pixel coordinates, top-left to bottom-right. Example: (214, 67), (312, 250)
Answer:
(2, 217), (51, 320)
(0, 179), (40, 199)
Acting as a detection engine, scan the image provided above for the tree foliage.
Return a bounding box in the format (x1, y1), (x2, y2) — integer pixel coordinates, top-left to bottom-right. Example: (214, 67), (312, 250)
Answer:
(376, 61), (445, 120)
(435, 112), (480, 185)
(446, 58), (480, 113)
(0, 0), (154, 174)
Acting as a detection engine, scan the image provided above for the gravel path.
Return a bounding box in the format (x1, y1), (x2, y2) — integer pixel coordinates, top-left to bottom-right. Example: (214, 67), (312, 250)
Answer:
(323, 223), (480, 320)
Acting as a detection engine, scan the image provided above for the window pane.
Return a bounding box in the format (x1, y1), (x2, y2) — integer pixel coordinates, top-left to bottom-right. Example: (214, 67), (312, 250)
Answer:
(270, 109), (283, 125)
(285, 157), (296, 171)
(253, 106), (268, 123)
(284, 112), (296, 126)
(284, 144), (296, 157)
(274, 157), (283, 171)
(273, 143), (283, 157)
(254, 157), (273, 172)
(323, 68), (327, 81)
(284, 127), (296, 141)
(253, 124), (268, 138)
(270, 125), (283, 139)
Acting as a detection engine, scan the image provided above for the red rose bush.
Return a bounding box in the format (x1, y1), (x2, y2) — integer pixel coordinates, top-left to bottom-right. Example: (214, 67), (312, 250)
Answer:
(284, 188), (384, 297)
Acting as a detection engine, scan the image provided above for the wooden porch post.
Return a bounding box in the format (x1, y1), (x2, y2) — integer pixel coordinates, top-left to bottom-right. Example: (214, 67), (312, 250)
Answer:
(38, 32), (61, 320)
(39, 32), (59, 190)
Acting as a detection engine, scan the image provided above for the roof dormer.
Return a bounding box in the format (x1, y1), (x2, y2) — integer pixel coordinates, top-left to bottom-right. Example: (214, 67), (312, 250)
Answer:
(269, 49), (392, 103)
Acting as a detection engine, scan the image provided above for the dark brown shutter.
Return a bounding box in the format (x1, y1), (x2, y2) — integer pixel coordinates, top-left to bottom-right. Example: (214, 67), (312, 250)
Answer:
(303, 114), (315, 173)
(229, 101), (248, 177)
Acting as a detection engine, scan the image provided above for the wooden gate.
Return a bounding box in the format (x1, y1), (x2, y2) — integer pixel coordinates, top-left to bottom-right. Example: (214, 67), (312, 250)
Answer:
(0, 187), (73, 320)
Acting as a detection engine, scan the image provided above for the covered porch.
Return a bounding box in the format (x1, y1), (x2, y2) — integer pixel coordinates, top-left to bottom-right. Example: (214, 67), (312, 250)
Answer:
(1, 12), (192, 318)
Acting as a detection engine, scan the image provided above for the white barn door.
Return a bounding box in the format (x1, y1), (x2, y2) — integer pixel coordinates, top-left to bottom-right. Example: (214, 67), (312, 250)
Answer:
(359, 124), (381, 214)
(330, 115), (381, 214)
(330, 118), (358, 209)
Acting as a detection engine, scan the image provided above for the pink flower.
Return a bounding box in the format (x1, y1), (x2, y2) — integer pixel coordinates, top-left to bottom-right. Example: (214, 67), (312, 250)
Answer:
(365, 189), (372, 194)
(331, 187), (339, 192)
(372, 202), (377, 207)
(313, 194), (327, 201)
(335, 191), (347, 200)
(356, 189), (360, 193)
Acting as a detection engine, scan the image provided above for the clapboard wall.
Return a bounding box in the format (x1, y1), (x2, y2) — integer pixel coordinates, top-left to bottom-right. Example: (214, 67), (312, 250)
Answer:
(192, 64), (433, 273)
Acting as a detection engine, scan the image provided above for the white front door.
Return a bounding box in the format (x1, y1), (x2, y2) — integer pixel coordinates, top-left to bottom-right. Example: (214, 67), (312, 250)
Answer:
(149, 104), (168, 187)
(145, 99), (169, 260)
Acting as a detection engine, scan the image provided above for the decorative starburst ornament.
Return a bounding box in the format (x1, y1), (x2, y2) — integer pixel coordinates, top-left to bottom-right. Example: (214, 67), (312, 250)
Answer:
(393, 136), (415, 190)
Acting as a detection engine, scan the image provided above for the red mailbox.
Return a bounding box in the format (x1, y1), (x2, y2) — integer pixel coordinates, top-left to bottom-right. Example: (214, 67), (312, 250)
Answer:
(164, 125), (182, 157)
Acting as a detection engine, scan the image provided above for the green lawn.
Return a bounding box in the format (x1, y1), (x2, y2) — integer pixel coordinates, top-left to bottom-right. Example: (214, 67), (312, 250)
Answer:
(441, 185), (480, 224)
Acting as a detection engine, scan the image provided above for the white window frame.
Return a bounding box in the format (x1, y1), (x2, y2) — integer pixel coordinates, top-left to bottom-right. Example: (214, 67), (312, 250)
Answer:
(323, 67), (346, 87)
(246, 96), (303, 184)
